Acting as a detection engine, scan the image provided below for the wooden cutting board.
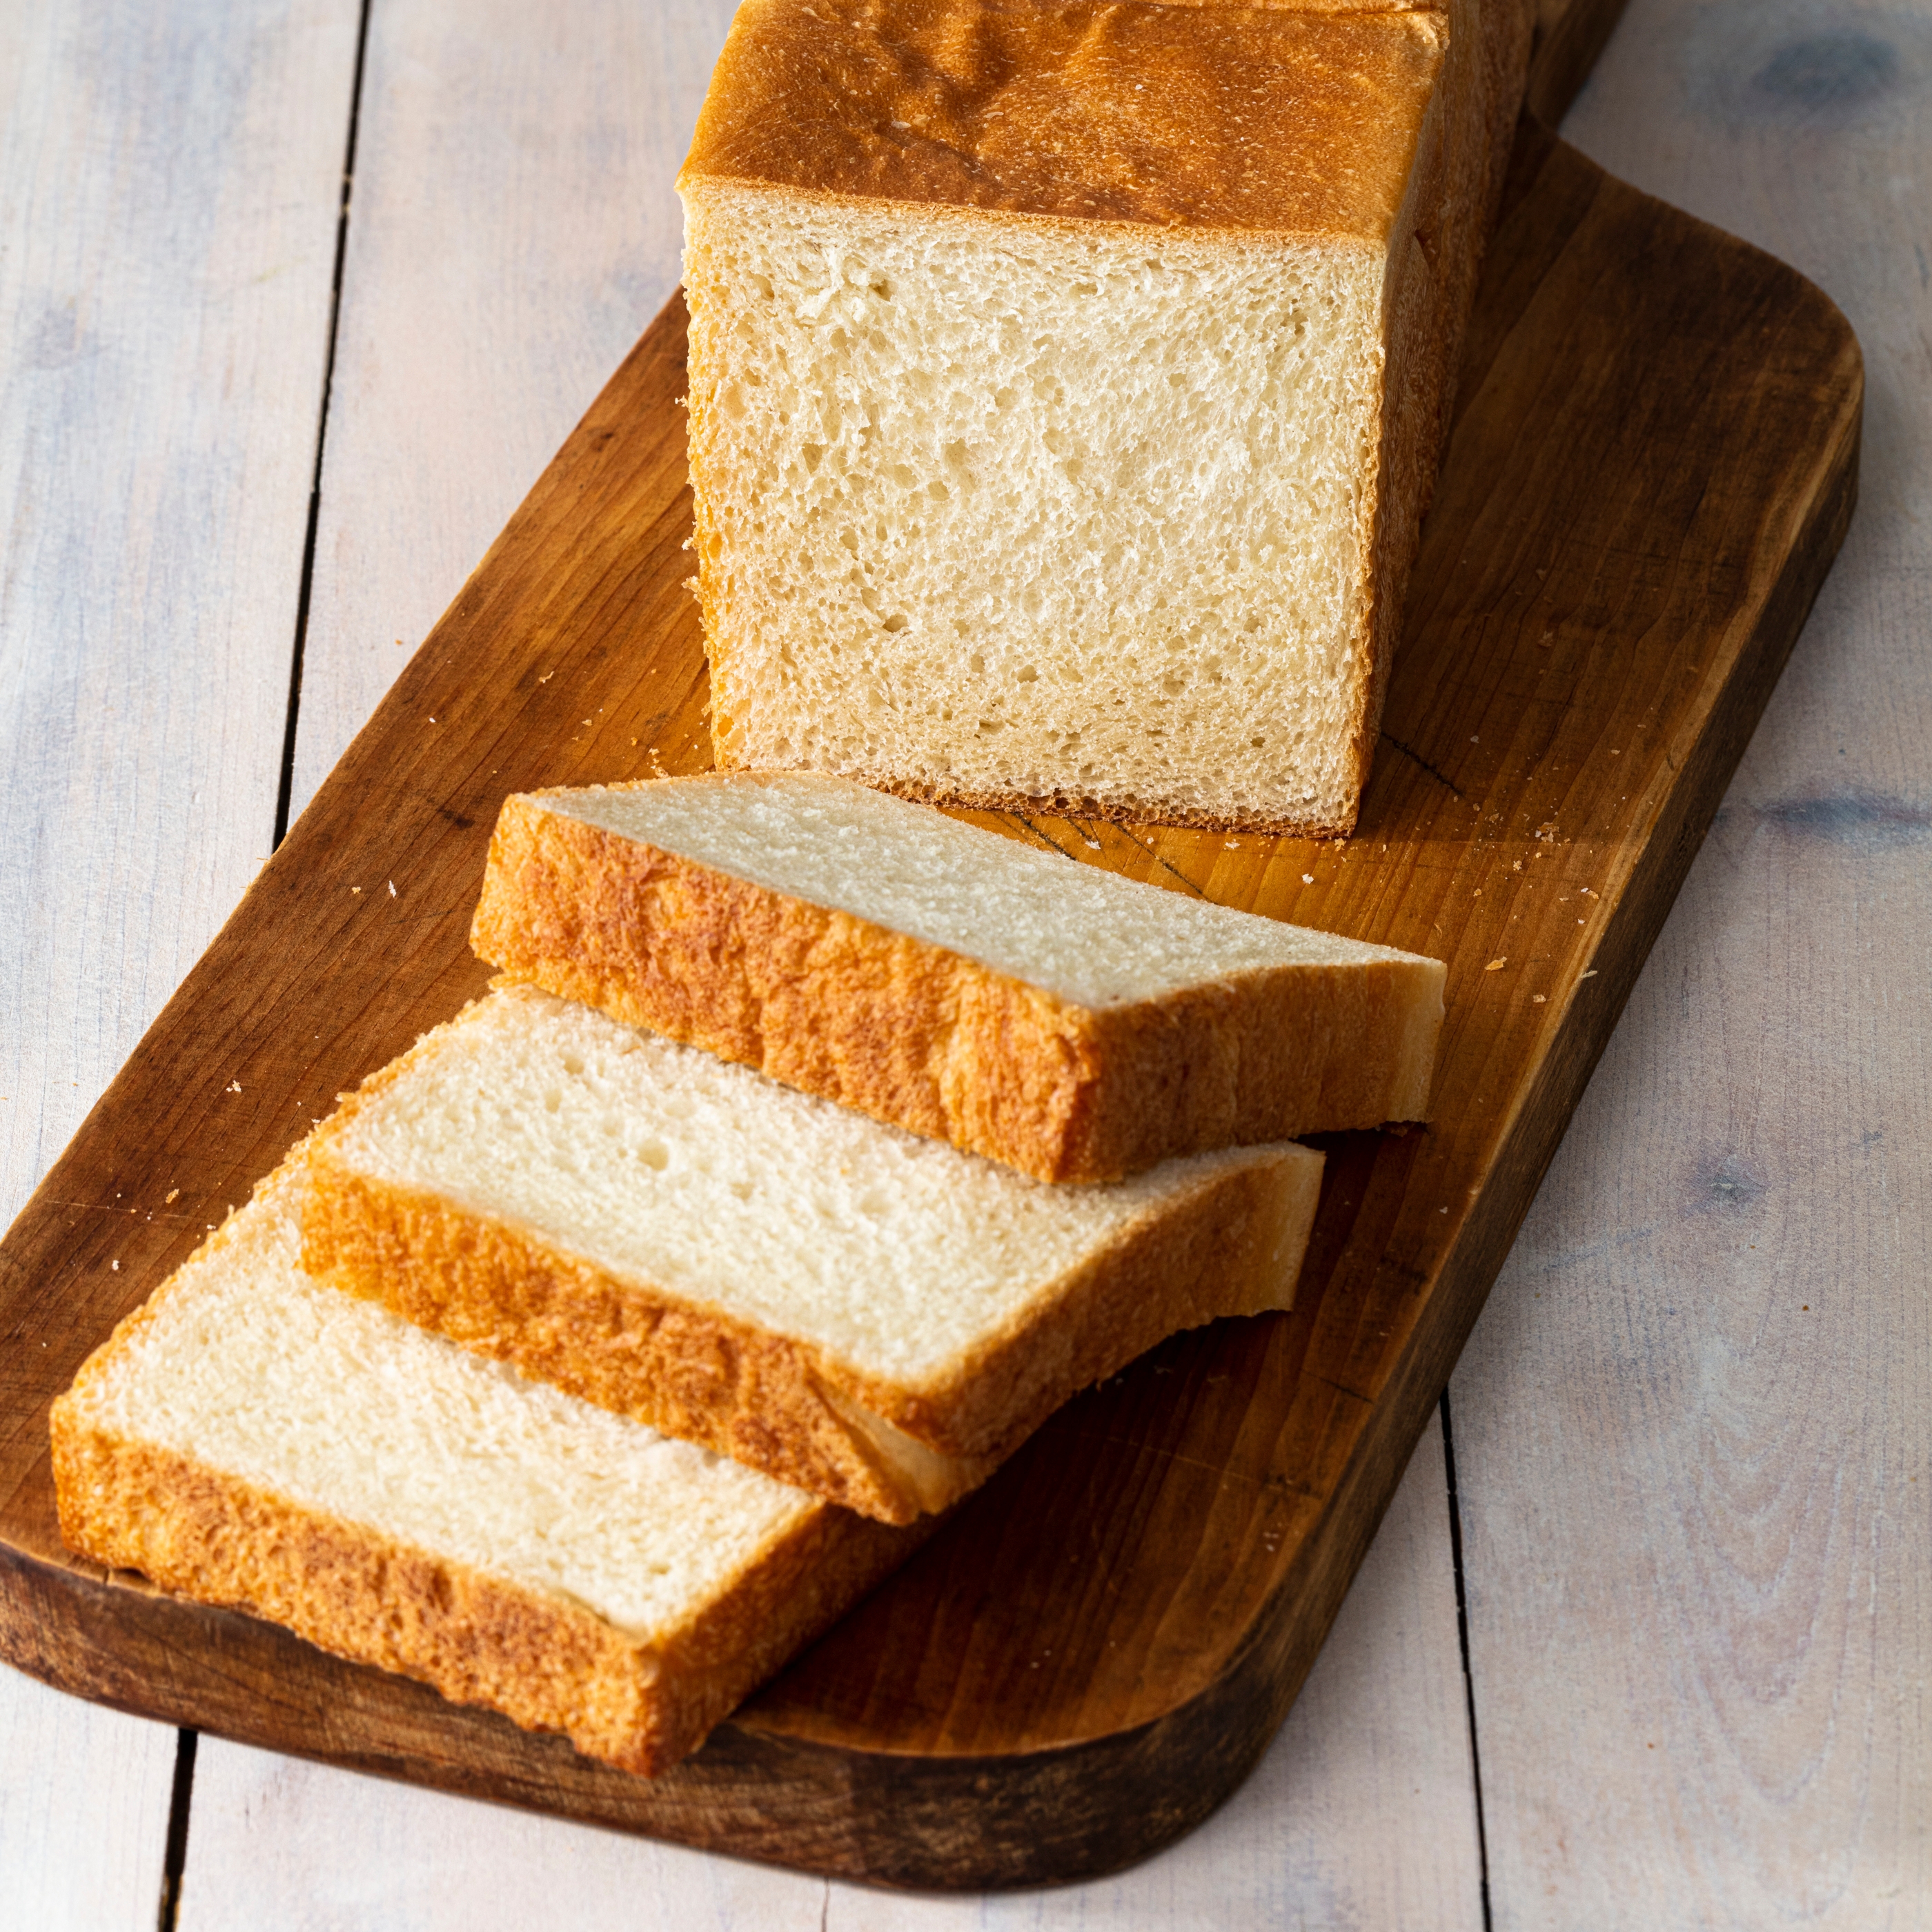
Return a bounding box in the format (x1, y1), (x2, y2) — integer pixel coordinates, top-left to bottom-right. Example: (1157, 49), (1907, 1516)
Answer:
(0, 95), (1859, 1891)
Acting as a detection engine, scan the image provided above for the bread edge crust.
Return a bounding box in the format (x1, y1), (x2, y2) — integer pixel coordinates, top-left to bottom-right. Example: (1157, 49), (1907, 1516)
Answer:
(301, 1054), (1325, 1518)
(473, 791), (1445, 1183)
(1339, 0), (1535, 808)
(471, 791), (1108, 1183)
(300, 1140), (996, 1525)
(862, 771), (1360, 842)
(51, 1384), (915, 1780)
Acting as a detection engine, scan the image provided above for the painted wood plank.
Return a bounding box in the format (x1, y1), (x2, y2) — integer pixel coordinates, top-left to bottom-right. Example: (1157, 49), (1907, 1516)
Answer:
(0, 0), (364, 1221)
(1454, 0), (1932, 1922)
(180, 1417), (1480, 1931)
(0, 1671), (177, 1932)
(284, 0), (740, 822)
(0, 0), (366, 1919)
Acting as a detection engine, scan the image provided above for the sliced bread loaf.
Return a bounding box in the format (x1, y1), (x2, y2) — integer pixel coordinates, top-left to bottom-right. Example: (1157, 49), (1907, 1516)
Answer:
(299, 983), (1324, 1524)
(677, 0), (1527, 834)
(472, 773), (1445, 1183)
(52, 1159), (914, 1778)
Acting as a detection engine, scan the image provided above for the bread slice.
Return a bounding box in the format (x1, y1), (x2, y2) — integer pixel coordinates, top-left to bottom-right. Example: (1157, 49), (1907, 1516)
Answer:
(51, 1159), (914, 1778)
(678, 0), (1527, 834)
(472, 772), (1445, 1182)
(299, 983), (1324, 1524)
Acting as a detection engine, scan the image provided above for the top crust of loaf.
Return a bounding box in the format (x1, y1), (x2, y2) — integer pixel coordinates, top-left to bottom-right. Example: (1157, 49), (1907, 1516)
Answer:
(682, 0), (1448, 243)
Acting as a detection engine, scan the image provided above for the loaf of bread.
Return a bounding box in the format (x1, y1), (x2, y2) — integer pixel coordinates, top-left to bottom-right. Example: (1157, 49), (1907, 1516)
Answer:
(51, 1160), (914, 1777)
(679, 0), (1530, 834)
(299, 983), (1323, 1524)
(473, 773), (1445, 1181)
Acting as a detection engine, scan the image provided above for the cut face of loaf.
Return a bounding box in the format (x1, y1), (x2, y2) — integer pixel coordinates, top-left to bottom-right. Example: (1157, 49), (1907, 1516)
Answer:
(300, 984), (1325, 1524)
(678, 0), (1520, 834)
(472, 772), (1446, 1181)
(50, 1162), (914, 1778)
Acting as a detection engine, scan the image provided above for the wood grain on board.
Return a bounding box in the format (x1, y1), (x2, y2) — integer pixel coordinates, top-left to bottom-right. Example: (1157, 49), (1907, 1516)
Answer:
(0, 101), (1859, 1886)
(1524, 0), (1633, 124)
(1455, 1), (1932, 1921)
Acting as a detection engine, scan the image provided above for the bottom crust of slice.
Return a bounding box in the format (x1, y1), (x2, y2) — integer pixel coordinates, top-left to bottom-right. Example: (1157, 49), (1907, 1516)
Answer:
(767, 762), (1359, 842)
(50, 1415), (916, 1777)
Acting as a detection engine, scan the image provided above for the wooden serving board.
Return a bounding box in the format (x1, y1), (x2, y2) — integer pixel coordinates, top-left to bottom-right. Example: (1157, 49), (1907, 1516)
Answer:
(0, 109), (1859, 1886)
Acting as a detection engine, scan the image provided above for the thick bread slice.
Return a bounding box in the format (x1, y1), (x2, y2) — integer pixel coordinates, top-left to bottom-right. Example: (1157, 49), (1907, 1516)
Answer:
(472, 772), (1446, 1181)
(677, 0), (1528, 834)
(300, 984), (1324, 1524)
(51, 1161), (914, 1777)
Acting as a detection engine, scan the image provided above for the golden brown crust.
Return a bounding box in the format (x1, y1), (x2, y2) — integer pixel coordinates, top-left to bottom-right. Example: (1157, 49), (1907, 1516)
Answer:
(299, 1146), (992, 1525)
(894, 1143), (1321, 1454)
(299, 1060), (1323, 1517)
(682, 0), (1447, 242)
(50, 1409), (916, 1778)
(471, 792), (1441, 1187)
(1341, 88), (1443, 816)
(1339, 0), (1534, 806)
(471, 793), (1104, 1185)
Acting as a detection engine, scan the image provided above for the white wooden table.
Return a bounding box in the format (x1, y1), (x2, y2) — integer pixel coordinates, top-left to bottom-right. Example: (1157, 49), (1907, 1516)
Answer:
(3, 2), (1924, 1923)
